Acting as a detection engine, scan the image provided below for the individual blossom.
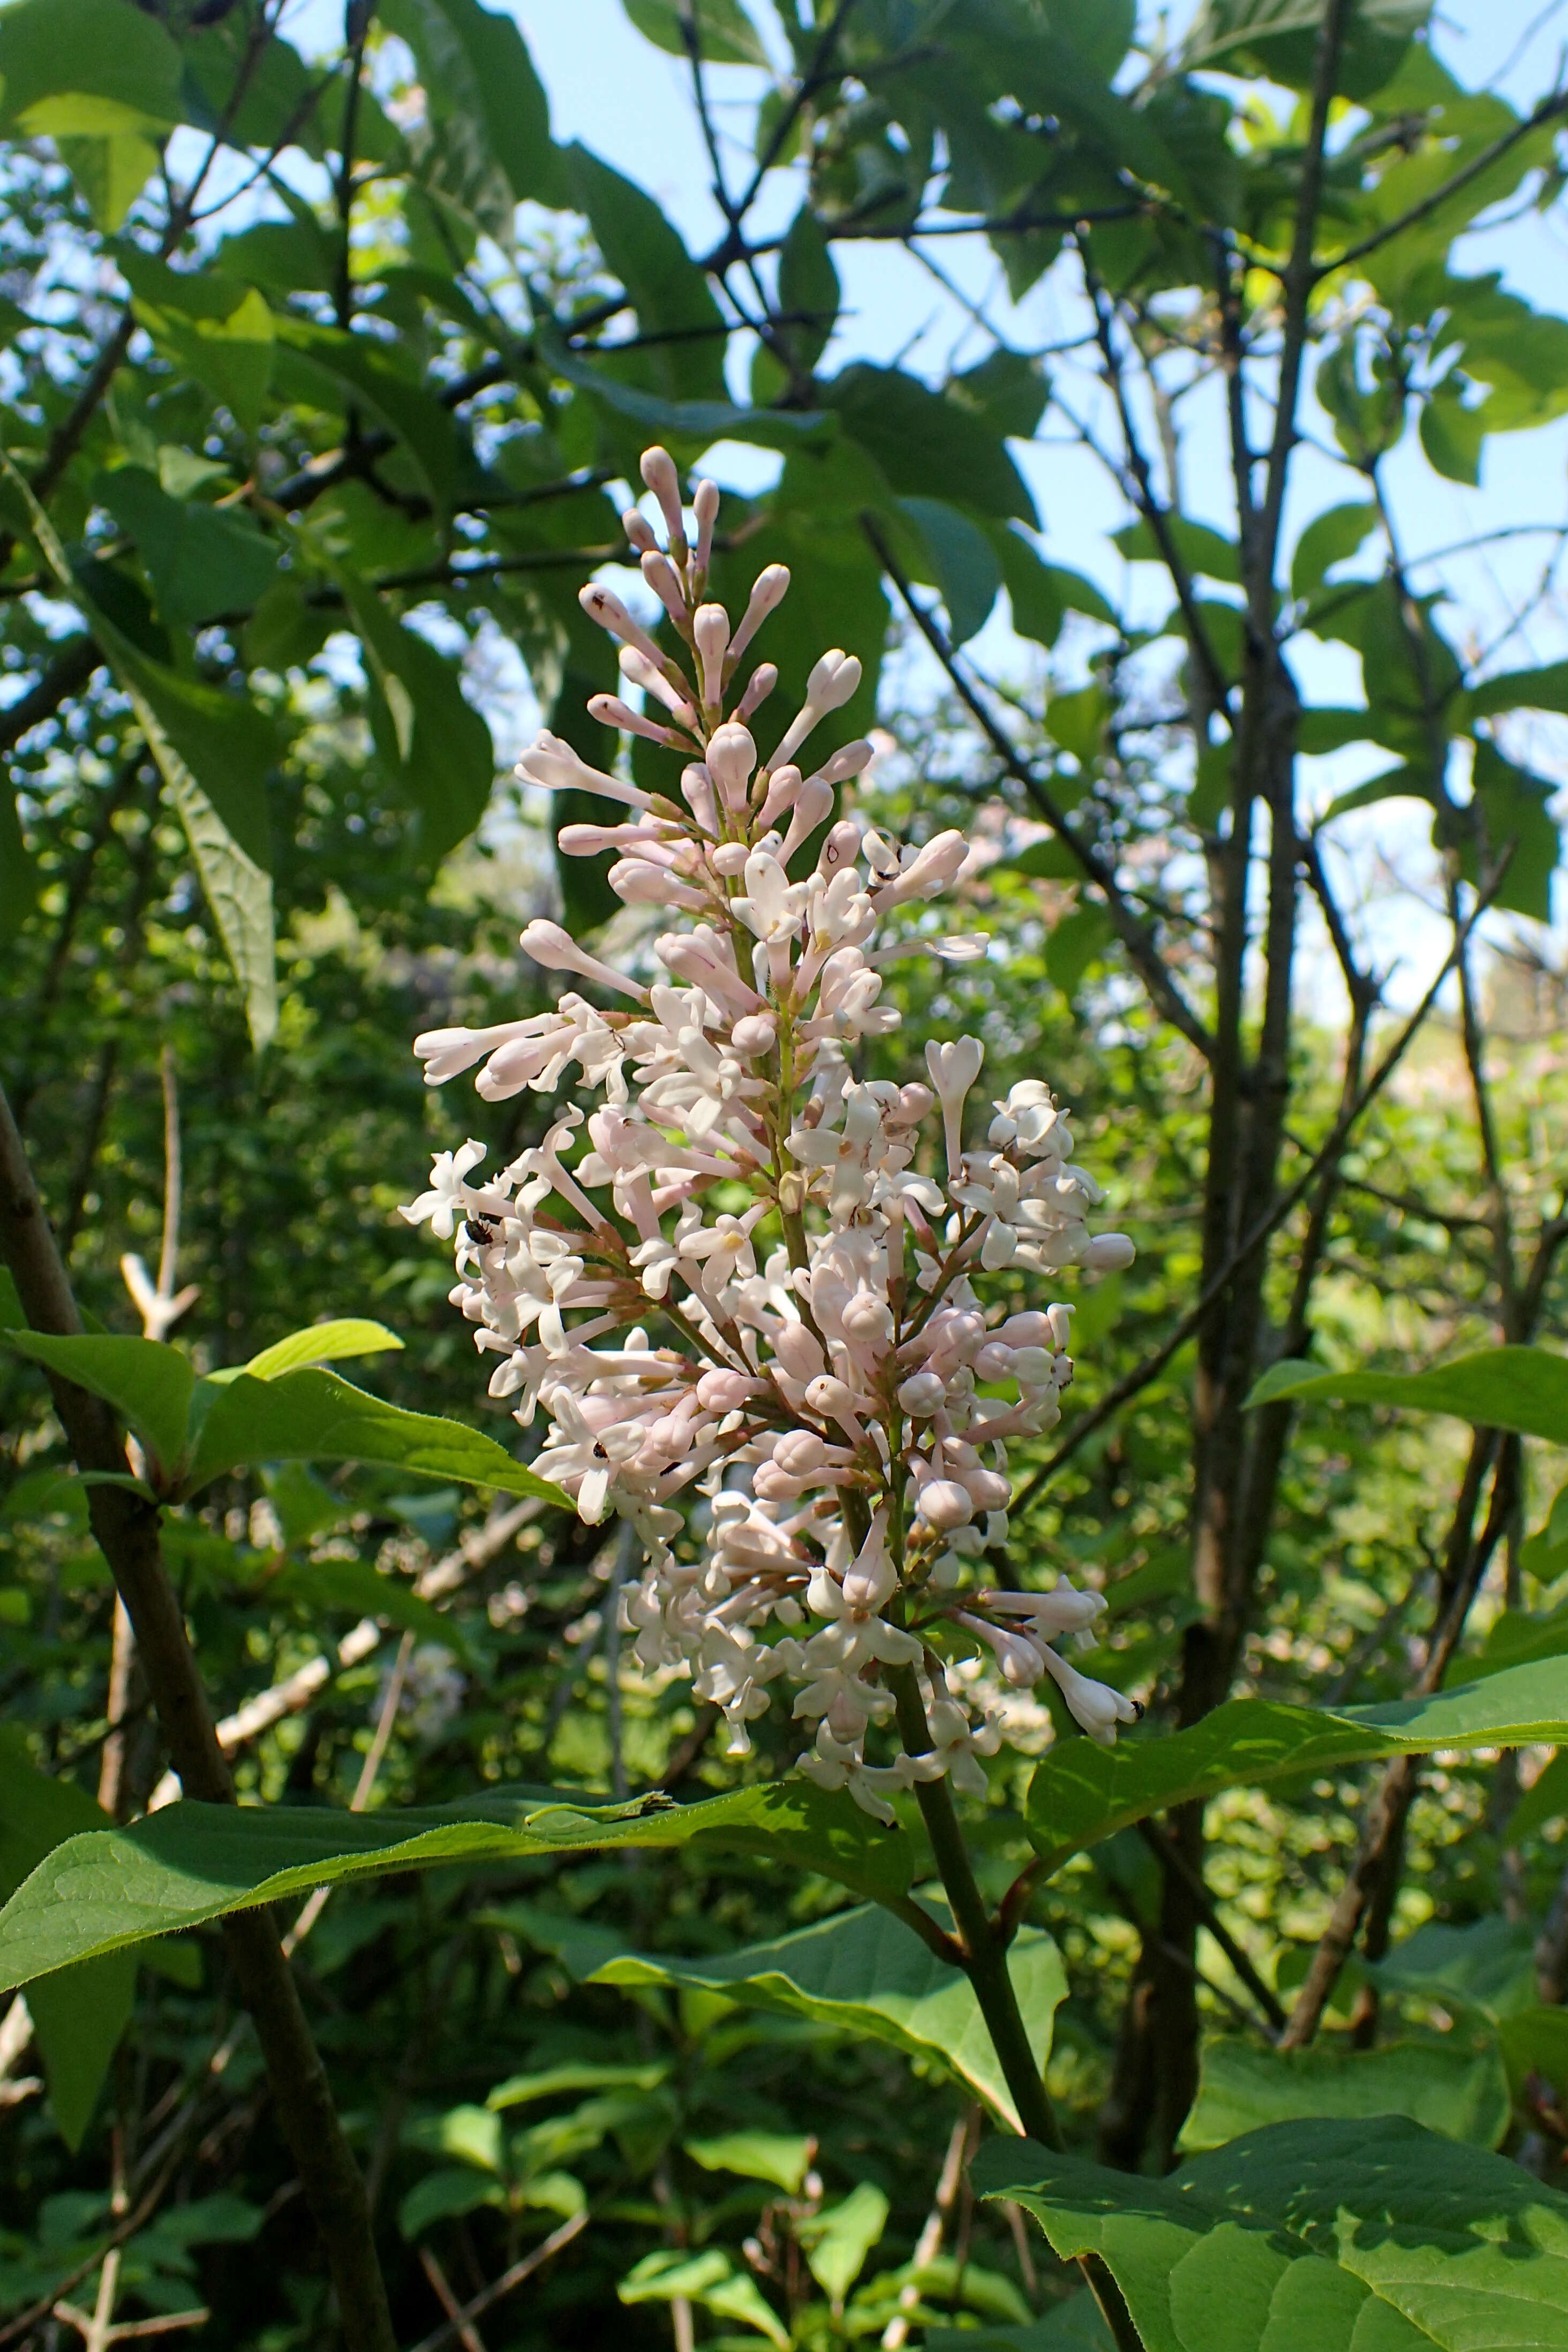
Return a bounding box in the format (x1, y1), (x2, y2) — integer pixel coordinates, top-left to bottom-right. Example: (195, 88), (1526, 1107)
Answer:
(402, 448), (1140, 1810)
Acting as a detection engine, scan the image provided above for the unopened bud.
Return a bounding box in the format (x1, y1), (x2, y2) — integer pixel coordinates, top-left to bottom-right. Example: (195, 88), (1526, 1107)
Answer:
(693, 477), (720, 569)
(639, 444), (685, 549)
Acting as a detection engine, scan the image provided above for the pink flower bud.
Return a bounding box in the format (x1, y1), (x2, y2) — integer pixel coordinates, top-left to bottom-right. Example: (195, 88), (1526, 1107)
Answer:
(779, 777), (834, 866)
(579, 582), (666, 669)
(694, 603), (729, 706)
(640, 548), (688, 626)
(730, 1013), (778, 1057)
(639, 444), (685, 548)
(728, 563), (790, 663)
(587, 692), (681, 747)
(918, 1480), (975, 1532)
(737, 663), (777, 722)
(696, 1367), (763, 1411)
(692, 477), (719, 568)
(707, 722), (757, 812)
(622, 506), (657, 554)
(896, 1370), (945, 1417)
(681, 762), (719, 833)
(1086, 1233), (1136, 1271)
(817, 818), (861, 875)
(755, 763), (802, 832)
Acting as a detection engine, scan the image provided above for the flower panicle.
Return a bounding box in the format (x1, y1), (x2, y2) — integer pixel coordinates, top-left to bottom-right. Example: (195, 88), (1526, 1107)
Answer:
(404, 446), (1140, 1819)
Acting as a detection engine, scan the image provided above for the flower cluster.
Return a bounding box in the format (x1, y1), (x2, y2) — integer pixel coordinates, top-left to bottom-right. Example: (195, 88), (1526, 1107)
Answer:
(403, 446), (1140, 1820)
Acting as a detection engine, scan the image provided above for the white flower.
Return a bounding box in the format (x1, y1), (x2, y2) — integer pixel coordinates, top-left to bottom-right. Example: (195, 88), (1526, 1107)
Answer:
(404, 446), (1142, 1810)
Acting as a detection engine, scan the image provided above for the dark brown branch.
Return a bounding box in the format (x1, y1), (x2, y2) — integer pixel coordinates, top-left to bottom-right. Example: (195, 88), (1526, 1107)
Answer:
(861, 510), (1216, 1063)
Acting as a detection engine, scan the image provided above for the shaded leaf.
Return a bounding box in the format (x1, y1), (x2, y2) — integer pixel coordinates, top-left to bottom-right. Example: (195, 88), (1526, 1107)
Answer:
(1113, 514), (1239, 586)
(622, 0), (768, 68)
(1246, 1345), (1568, 1444)
(342, 583), (495, 862)
(380, 0), (562, 236)
(1290, 500), (1377, 602)
(824, 364), (1035, 522)
(801, 2181), (888, 2303)
(5, 1333), (194, 1480)
(591, 1905), (1066, 2131)
(566, 144), (728, 406)
(620, 2248), (788, 2347)
(0, 785), (36, 945)
(0, 0), (182, 137)
(95, 466), (277, 629)
(1181, 2036), (1510, 2153)
(274, 318), (471, 518)
(900, 495), (1002, 645)
(1045, 903), (1113, 996)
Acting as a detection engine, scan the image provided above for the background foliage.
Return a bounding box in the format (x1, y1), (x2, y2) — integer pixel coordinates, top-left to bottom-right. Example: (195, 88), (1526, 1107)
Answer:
(4, 0), (1568, 2346)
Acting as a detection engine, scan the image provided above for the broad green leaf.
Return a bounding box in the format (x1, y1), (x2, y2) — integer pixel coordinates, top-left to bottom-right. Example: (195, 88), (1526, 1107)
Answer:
(777, 202), (840, 373)
(120, 257), (276, 436)
(1500, 2008), (1568, 2114)
(1181, 2036), (1510, 2153)
(1369, 1915), (1537, 2022)
(993, 526), (1115, 647)
(341, 583), (495, 862)
(824, 363), (1035, 524)
(182, 19), (327, 163)
(801, 2181), (888, 2304)
(544, 336), (830, 450)
(1023, 1656), (1568, 1875)
(178, 1366), (569, 1504)
(1004, 836), (1082, 882)
(95, 467), (277, 629)
(1246, 1345), (1568, 1444)
(0, 1732), (132, 2152)
(976, 2114), (1568, 2352)
(237, 1320), (404, 1382)
(4, 448), (279, 1044)
(1467, 738), (1558, 922)
(489, 2062), (668, 2111)
(1290, 499), (1377, 602)
(1468, 1598), (1568, 1686)
(1420, 380), (1486, 484)
(621, 0), (769, 67)
(0, 1781), (911, 1985)
(398, 2167), (505, 2240)
(56, 131), (160, 231)
(1113, 514), (1240, 586)
(380, 0), (562, 239)
(900, 495), (1001, 645)
(566, 144), (728, 406)
(1468, 660), (1568, 719)
(684, 2131), (815, 2194)
(5, 1333), (194, 1480)
(1045, 903), (1113, 997)
(590, 1905), (1067, 2131)
(0, 0), (182, 137)
(273, 318), (471, 519)
(621, 2248), (789, 2347)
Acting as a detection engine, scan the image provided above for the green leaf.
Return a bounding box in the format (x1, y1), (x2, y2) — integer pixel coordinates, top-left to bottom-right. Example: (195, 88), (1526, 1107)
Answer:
(1023, 1657), (1568, 1876)
(1506, 1749), (1568, 1846)
(1290, 500), (1378, 602)
(177, 1366), (568, 1504)
(684, 2131), (815, 2195)
(1113, 514), (1239, 586)
(0, 1732), (133, 2152)
(777, 203), (839, 373)
(801, 2182), (889, 2304)
(1245, 1345), (1568, 1443)
(591, 1905), (1067, 2131)
(1182, 2037), (1510, 2154)
(565, 144), (728, 406)
(977, 2114), (1568, 2352)
(899, 495), (1001, 645)
(1467, 738), (1558, 922)
(824, 364), (1035, 523)
(273, 318), (470, 519)
(119, 259), (276, 436)
(993, 526), (1115, 647)
(1500, 2008), (1568, 2117)
(1420, 381), (1487, 484)
(340, 584), (495, 863)
(236, 1320), (404, 1382)
(1045, 903), (1113, 996)
(95, 467), (277, 629)
(1004, 835), (1083, 882)
(1369, 1916), (1537, 2023)
(0, 1781), (909, 1988)
(1468, 660), (1568, 719)
(490, 2061), (668, 2111)
(621, 2249), (789, 2347)
(0, 0), (182, 136)
(398, 2167), (505, 2240)
(621, 0), (768, 67)
(380, 0), (562, 237)
(5, 1333), (194, 1480)
(57, 131), (160, 231)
